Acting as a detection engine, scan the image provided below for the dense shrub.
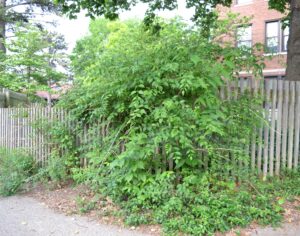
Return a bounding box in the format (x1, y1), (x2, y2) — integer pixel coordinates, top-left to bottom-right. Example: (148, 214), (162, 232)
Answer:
(45, 154), (68, 183)
(54, 16), (277, 235)
(62, 16), (264, 178)
(0, 149), (36, 196)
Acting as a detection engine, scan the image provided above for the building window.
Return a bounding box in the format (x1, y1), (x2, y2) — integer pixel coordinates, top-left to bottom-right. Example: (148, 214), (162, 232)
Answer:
(266, 21), (289, 53)
(236, 0), (253, 5)
(236, 25), (252, 48)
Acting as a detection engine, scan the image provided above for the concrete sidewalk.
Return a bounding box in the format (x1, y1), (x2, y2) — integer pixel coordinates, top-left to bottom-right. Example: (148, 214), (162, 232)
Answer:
(0, 196), (149, 236)
(250, 224), (300, 236)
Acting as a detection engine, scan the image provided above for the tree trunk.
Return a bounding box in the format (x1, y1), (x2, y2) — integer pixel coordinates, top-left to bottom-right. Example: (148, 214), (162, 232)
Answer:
(286, 0), (300, 81)
(0, 0), (6, 53)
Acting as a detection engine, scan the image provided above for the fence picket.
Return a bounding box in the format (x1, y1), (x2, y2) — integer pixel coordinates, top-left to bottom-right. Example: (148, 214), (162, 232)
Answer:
(294, 82), (300, 169)
(288, 81), (295, 169)
(269, 80), (277, 176)
(281, 81), (289, 170)
(263, 80), (271, 177)
(250, 78), (258, 170)
(275, 80), (283, 175)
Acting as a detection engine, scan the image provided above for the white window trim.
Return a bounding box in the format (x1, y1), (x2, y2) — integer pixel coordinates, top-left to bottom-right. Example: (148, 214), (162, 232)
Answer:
(234, 0), (253, 6)
(263, 51), (287, 56)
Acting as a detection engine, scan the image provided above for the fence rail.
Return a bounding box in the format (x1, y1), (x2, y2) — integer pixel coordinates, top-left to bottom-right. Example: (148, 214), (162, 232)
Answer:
(0, 79), (300, 176)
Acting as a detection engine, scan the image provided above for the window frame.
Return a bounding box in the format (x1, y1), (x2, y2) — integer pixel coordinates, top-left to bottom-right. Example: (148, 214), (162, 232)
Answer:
(281, 25), (289, 52)
(265, 20), (289, 53)
(236, 24), (252, 48)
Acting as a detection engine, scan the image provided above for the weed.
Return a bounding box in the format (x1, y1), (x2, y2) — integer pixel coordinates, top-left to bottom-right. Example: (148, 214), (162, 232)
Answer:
(75, 196), (97, 214)
(0, 149), (36, 196)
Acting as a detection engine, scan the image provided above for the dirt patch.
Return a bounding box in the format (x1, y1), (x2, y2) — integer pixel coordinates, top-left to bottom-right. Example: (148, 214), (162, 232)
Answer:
(282, 196), (300, 224)
(25, 183), (161, 236)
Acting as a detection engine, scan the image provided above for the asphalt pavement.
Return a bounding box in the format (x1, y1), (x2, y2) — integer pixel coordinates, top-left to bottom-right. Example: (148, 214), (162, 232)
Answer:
(0, 196), (149, 236)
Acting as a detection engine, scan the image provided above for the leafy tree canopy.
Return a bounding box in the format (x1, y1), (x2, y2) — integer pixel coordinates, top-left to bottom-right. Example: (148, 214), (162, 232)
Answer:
(0, 0), (60, 25)
(56, 0), (300, 82)
(0, 0), (63, 52)
(55, 0), (289, 28)
(0, 23), (68, 93)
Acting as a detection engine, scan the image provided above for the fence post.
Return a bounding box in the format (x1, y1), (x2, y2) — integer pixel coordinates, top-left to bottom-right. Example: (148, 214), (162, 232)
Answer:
(4, 89), (10, 108)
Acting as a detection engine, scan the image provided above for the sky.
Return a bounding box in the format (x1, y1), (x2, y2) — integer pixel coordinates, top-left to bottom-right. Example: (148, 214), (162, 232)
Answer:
(54, 0), (194, 53)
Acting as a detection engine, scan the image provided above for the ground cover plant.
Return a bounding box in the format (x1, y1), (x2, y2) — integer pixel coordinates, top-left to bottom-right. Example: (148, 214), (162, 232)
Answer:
(117, 173), (290, 235)
(39, 17), (300, 235)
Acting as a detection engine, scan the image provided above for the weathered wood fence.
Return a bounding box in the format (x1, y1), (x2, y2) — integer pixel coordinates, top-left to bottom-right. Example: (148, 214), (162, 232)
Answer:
(0, 107), (67, 166)
(0, 87), (29, 108)
(220, 78), (300, 176)
(0, 79), (300, 176)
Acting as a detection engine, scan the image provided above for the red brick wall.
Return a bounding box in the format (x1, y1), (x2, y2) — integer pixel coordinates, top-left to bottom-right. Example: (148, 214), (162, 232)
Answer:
(218, 0), (287, 77)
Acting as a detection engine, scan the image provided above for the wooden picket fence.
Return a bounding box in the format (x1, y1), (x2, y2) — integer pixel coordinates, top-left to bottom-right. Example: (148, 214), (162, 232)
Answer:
(0, 78), (300, 176)
(0, 106), (67, 166)
(220, 78), (300, 176)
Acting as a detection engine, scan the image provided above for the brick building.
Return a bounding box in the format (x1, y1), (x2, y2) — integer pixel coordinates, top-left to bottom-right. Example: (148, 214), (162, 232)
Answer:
(218, 0), (288, 79)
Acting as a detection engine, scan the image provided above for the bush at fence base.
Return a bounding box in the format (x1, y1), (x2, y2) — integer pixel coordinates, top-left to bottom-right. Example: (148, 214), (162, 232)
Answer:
(0, 149), (37, 196)
(48, 156), (68, 183)
(76, 166), (293, 236)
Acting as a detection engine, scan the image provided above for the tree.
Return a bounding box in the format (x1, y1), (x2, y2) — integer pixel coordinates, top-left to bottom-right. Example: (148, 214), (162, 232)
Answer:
(0, 24), (67, 94)
(55, 0), (299, 81)
(286, 0), (300, 81)
(0, 0), (60, 53)
(70, 19), (118, 79)
(0, 0), (5, 52)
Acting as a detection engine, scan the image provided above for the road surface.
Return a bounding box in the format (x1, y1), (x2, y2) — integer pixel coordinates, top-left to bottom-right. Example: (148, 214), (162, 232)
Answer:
(0, 196), (149, 236)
